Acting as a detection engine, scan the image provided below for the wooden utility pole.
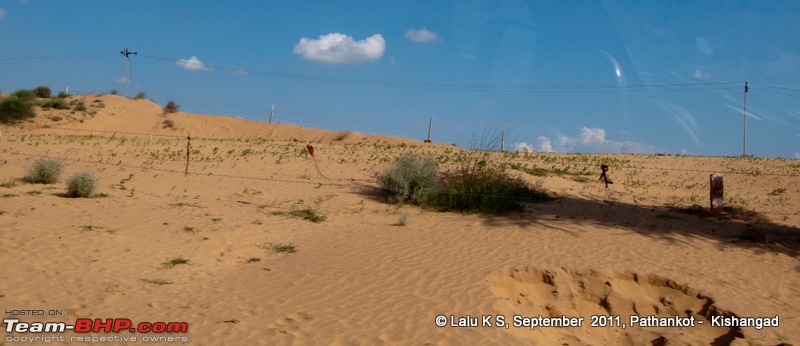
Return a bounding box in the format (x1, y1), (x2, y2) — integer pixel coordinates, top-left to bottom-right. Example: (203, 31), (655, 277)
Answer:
(120, 48), (137, 98)
(743, 82), (749, 156)
(424, 117), (432, 143)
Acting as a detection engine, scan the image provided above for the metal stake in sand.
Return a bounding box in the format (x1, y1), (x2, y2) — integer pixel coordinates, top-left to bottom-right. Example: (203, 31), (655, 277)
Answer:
(185, 133), (191, 176)
(710, 173), (723, 210)
(742, 82), (749, 156)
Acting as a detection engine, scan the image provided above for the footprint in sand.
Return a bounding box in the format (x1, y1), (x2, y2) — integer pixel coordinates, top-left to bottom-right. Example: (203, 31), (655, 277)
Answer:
(486, 267), (748, 345)
(266, 311), (313, 338)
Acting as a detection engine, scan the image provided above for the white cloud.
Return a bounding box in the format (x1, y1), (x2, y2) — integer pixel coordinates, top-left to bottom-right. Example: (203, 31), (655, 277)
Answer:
(540, 127), (661, 154)
(293, 33), (385, 64)
(116, 77), (128, 83)
(0, 8), (6, 20)
(537, 136), (553, 152)
(510, 137), (554, 153)
(795, 152), (800, 159)
(176, 56), (212, 71)
(405, 28), (438, 42)
(693, 69), (710, 80)
(512, 142), (533, 152)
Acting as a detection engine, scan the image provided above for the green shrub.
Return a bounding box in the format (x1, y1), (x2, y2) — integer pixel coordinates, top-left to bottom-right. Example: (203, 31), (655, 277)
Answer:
(26, 158), (64, 184)
(33, 86), (52, 98)
(73, 101), (87, 112)
(56, 91), (69, 98)
(0, 97), (36, 123)
(12, 89), (36, 101)
(66, 171), (98, 197)
(377, 153), (439, 204)
(41, 98), (70, 110)
(428, 163), (550, 214)
(134, 91), (146, 100)
(110, 90), (118, 95)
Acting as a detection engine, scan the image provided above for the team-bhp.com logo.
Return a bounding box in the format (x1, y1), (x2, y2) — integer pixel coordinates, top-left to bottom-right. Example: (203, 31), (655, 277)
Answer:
(4, 318), (189, 343)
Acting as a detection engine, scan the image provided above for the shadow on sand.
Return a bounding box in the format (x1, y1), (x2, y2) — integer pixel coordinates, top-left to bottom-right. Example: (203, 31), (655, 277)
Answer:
(354, 183), (800, 258)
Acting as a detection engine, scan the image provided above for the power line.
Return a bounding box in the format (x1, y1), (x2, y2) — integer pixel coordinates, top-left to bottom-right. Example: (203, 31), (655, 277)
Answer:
(0, 52), (116, 64)
(137, 53), (742, 94)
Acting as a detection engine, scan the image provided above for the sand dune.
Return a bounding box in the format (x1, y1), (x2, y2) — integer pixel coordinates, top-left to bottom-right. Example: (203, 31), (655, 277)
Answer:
(1, 95), (798, 345)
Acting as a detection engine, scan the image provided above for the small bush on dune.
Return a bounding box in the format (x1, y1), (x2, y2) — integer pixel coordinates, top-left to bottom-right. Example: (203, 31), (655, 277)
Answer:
(0, 96), (36, 123)
(377, 153), (439, 204)
(40, 98), (70, 110)
(12, 89), (36, 101)
(162, 119), (176, 129)
(56, 91), (69, 98)
(134, 91), (146, 100)
(428, 162), (550, 214)
(33, 86), (52, 98)
(163, 100), (180, 114)
(73, 101), (87, 112)
(66, 171), (99, 198)
(377, 153), (550, 214)
(26, 158), (64, 184)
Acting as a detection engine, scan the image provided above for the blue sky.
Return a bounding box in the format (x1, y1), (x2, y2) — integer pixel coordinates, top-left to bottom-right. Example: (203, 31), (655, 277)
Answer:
(2, 1), (800, 158)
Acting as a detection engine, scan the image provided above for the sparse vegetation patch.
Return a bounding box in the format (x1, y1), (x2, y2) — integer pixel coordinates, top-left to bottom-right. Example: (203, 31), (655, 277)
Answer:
(26, 158), (64, 184)
(66, 171), (99, 198)
(376, 153), (438, 204)
(272, 208), (327, 223)
(141, 279), (173, 285)
(161, 257), (190, 269)
(271, 243), (296, 253)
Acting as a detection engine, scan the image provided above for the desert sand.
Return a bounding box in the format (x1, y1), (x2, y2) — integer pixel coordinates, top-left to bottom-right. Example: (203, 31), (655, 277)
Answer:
(1, 94), (798, 345)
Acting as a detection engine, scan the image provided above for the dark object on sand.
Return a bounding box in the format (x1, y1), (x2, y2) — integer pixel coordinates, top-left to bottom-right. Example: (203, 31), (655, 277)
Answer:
(599, 164), (613, 188)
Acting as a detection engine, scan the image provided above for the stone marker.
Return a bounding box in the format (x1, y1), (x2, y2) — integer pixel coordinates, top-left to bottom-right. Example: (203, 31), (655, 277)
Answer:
(710, 173), (724, 210)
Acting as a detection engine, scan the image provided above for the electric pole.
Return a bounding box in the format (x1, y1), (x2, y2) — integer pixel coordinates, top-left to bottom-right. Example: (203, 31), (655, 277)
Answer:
(120, 48), (138, 98)
(743, 82), (749, 156)
(425, 117), (432, 143)
(269, 103), (274, 124)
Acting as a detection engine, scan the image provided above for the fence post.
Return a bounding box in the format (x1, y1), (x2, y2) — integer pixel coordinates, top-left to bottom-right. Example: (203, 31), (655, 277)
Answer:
(185, 133), (191, 176)
(710, 173), (723, 210)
